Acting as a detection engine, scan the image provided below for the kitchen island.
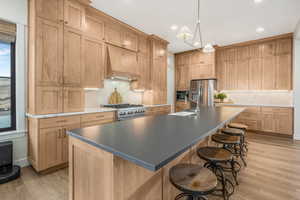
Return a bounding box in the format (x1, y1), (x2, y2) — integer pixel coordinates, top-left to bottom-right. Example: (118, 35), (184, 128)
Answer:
(67, 106), (244, 200)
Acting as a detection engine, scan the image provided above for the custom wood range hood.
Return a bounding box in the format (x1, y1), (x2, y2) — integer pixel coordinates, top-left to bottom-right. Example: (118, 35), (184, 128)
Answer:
(106, 44), (140, 81)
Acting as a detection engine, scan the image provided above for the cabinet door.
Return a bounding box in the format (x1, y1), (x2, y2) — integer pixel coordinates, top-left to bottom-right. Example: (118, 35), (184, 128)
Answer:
(63, 87), (84, 112)
(189, 64), (214, 80)
(36, 86), (63, 114)
(176, 65), (189, 91)
(122, 28), (138, 51)
(64, 0), (86, 31)
(36, 18), (63, 86)
(61, 124), (81, 163)
(131, 53), (150, 90)
(82, 37), (105, 88)
(153, 41), (167, 59)
(64, 28), (83, 86)
(249, 58), (262, 90)
(105, 22), (122, 47)
(36, 0), (64, 22)
(273, 109), (293, 135)
(276, 54), (292, 90)
(84, 15), (104, 41)
(236, 59), (249, 90)
(261, 113), (275, 132)
(40, 127), (63, 170)
(262, 56), (276, 90)
(120, 48), (138, 74)
(138, 35), (149, 54)
(216, 57), (226, 91)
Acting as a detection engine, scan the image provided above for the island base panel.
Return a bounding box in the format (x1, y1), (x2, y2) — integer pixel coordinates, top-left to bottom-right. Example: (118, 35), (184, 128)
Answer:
(69, 136), (209, 200)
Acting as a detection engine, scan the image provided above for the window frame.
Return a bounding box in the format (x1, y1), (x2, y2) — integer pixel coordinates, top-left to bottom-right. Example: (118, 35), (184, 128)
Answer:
(0, 41), (16, 132)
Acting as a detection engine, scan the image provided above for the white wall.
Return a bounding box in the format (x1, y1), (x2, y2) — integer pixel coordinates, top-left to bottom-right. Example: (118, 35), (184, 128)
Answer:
(85, 80), (143, 107)
(293, 39), (300, 140)
(0, 1), (28, 166)
(167, 53), (175, 111)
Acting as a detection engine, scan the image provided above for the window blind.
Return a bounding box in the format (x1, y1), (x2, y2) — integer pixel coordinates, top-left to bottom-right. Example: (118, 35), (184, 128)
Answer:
(0, 20), (16, 43)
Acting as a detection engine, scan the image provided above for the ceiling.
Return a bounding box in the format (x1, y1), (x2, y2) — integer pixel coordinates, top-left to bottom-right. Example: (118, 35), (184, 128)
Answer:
(91, 0), (300, 53)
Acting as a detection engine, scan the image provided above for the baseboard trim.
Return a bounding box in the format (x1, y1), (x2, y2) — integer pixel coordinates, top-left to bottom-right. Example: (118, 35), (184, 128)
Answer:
(14, 157), (30, 167)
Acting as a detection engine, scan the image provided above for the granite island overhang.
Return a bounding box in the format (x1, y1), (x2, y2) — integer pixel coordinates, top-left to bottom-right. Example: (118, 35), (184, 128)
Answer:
(67, 106), (244, 200)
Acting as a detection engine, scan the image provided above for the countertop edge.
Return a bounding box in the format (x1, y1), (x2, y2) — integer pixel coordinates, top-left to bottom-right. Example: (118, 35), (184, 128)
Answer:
(26, 104), (172, 119)
(67, 108), (245, 171)
(216, 103), (294, 108)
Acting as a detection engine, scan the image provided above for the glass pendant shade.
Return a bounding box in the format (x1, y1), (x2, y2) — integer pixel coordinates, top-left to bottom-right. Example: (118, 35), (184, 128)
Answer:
(176, 26), (193, 40)
(203, 43), (215, 53)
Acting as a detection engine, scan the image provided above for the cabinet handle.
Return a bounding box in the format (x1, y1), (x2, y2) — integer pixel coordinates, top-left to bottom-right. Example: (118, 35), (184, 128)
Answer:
(57, 120), (67, 123)
(64, 21), (68, 25)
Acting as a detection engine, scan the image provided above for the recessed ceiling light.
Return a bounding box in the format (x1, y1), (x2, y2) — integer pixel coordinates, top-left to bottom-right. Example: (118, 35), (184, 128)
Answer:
(254, 0), (263, 4)
(170, 25), (178, 31)
(256, 27), (265, 33)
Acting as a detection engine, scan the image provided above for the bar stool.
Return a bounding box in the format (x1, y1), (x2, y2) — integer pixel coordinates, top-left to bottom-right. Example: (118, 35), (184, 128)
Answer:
(222, 128), (247, 155)
(212, 134), (247, 167)
(197, 147), (241, 200)
(169, 163), (218, 200)
(228, 123), (249, 152)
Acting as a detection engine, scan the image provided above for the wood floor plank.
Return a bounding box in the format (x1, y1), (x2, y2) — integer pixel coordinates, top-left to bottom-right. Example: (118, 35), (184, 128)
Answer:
(0, 132), (300, 200)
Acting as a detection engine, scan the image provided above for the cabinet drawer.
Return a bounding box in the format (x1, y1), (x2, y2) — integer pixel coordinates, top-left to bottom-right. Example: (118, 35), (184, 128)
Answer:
(147, 105), (171, 112)
(238, 112), (261, 120)
(39, 116), (81, 129)
(81, 118), (115, 128)
(244, 107), (261, 113)
(81, 112), (115, 123)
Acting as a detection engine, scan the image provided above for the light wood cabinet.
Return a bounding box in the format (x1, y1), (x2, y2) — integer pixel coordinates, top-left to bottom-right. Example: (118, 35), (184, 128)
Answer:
(176, 65), (189, 91)
(36, 18), (64, 86)
(63, 87), (84, 112)
(146, 105), (171, 116)
(35, 0), (64, 23)
(28, 112), (116, 172)
(131, 35), (151, 90)
(64, 27), (84, 86)
(143, 36), (168, 105)
(64, 0), (86, 31)
(175, 50), (215, 92)
(121, 28), (138, 51)
(36, 86), (63, 114)
(105, 21), (122, 47)
(40, 127), (63, 170)
(216, 35), (292, 91)
(175, 101), (190, 112)
(82, 37), (105, 88)
(229, 106), (293, 136)
(105, 21), (138, 52)
(84, 14), (104, 41)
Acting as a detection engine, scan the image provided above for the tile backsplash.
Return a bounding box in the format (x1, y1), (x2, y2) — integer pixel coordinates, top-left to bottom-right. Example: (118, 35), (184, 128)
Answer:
(221, 90), (294, 106)
(85, 80), (143, 108)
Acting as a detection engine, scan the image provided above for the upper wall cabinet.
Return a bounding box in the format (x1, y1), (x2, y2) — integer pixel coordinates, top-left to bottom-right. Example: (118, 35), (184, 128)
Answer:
(105, 21), (138, 52)
(105, 21), (122, 47)
(84, 15), (104, 41)
(121, 28), (138, 52)
(64, 0), (86, 31)
(216, 35), (293, 91)
(36, 18), (64, 86)
(82, 37), (105, 88)
(36, 0), (64, 23)
(63, 27), (84, 86)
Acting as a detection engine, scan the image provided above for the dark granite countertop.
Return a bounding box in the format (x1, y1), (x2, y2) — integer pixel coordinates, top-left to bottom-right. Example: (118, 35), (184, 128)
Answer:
(67, 106), (244, 171)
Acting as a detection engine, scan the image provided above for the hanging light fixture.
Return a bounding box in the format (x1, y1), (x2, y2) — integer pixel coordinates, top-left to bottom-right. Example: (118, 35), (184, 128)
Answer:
(176, 0), (215, 53)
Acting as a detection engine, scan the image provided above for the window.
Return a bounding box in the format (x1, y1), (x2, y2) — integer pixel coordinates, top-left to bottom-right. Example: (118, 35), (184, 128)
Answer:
(0, 21), (16, 132)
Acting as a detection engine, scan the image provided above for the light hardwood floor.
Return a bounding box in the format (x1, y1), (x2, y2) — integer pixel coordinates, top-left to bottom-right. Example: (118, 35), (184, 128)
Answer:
(1, 132), (300, 200)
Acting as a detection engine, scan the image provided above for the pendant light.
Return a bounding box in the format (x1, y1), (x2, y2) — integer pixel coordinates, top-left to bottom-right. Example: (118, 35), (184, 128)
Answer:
(176, 0), (215, 53)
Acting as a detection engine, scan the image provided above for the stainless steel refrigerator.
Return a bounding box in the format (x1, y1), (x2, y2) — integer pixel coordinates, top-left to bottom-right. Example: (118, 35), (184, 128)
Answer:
(189, 79), (216, 110)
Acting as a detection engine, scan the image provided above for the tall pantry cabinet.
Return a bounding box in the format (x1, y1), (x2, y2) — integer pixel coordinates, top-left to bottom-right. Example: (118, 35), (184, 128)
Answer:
(28, 0), (105, 115)
(143, 35), (169, 105)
